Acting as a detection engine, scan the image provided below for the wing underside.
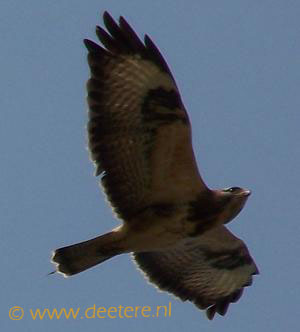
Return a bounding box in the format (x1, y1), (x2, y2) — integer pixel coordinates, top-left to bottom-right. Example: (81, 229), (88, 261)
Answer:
(85, 12), (207, 221)
(133, 226), (259, 319)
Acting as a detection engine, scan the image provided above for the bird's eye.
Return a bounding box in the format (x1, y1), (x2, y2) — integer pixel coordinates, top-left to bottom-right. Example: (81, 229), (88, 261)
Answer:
(224, 187), (240, 193)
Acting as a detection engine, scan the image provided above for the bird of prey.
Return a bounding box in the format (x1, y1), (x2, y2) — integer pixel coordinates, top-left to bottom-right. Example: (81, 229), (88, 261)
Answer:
(52, 11), (259, 320)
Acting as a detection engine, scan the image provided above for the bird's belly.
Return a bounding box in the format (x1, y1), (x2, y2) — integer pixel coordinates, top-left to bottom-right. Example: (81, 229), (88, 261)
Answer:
(122, 213), (190, 252)
(118, 201), (223, 252)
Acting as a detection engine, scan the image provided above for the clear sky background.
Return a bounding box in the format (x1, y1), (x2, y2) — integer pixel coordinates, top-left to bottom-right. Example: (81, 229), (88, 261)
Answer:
(2, 1), (299, 331)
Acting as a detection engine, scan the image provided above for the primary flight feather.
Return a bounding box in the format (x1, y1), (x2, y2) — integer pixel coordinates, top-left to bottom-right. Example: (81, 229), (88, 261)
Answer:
(51, 11), (258, 320)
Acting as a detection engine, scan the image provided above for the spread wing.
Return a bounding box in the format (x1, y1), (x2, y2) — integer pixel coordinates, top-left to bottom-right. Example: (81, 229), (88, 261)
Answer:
(84, 12), (207, 221)
(133, 226), (259, 320)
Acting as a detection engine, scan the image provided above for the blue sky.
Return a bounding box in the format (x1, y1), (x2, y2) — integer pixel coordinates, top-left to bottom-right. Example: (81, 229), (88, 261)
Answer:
(2, 1), (300, 331)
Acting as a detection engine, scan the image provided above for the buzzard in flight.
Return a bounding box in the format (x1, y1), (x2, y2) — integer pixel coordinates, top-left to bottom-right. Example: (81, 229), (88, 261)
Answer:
(52, 12), (258, 320)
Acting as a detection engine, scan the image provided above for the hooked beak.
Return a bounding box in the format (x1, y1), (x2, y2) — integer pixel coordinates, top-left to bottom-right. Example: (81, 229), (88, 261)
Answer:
(242, 189), (251, 197)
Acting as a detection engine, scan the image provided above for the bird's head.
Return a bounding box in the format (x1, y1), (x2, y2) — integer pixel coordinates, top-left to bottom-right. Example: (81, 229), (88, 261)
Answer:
(214, 186), (251, 224)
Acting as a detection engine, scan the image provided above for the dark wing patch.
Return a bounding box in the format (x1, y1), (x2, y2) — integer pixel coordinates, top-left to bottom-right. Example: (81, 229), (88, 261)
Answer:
(85, 12), (207, 221)
(133, 226), (258, 320)
(142, 88), (188, 125)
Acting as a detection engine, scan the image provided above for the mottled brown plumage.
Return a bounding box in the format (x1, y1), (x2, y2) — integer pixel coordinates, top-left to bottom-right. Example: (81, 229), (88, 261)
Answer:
(51, 12), (258, 320)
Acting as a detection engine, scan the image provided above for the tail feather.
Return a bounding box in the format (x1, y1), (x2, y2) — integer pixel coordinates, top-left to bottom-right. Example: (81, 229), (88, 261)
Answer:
(51, 231), (122, 276)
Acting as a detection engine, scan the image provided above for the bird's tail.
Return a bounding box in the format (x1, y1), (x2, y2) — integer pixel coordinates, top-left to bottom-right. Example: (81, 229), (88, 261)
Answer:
(51, 231), (123, 276)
